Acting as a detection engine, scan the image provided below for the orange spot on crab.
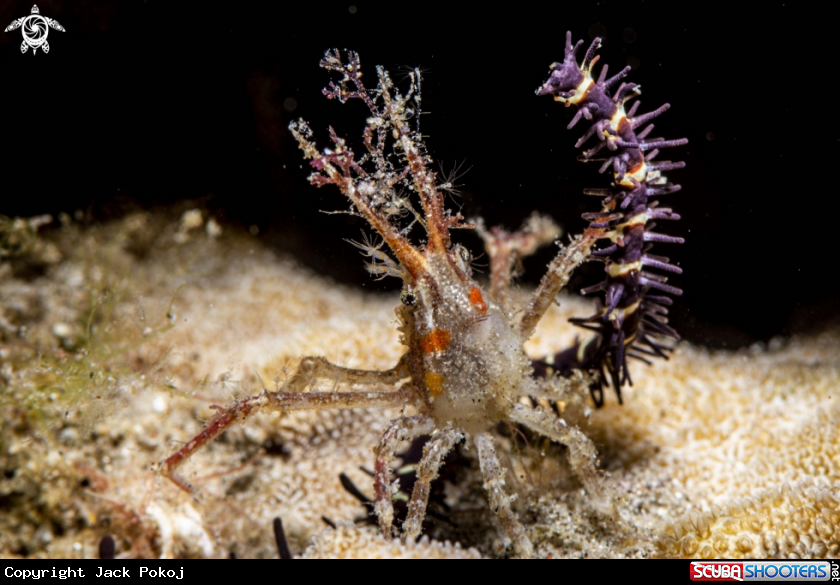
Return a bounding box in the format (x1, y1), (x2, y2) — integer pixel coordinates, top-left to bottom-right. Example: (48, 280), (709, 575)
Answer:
(469, 286), (488, 313)
(424, 372), (446, 397)
(420, 328), (451, 353)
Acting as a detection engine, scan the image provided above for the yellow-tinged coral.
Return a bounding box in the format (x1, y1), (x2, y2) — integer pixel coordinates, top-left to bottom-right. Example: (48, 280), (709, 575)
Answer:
(580, 327), (840, 559)
(656, 481), (840, 559)
(301, 525), (482, 559)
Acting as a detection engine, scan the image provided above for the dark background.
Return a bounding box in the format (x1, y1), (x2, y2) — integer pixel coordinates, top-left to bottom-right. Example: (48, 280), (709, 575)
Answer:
(0, 1), (835, 349)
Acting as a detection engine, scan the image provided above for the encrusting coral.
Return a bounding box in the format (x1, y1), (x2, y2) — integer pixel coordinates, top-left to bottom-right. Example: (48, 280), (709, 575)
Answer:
(301, 524), (481, 559)
(656, 481), (840, 559)
(2, 210), (839, 559)
(623, 336), (840, 559)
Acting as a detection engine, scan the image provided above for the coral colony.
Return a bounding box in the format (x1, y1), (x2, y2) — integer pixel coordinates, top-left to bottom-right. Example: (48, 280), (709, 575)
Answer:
(160, 35), (685, 557)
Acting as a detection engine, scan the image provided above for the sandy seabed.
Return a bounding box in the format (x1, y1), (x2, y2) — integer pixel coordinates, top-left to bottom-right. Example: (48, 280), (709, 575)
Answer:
(2, 210), (839, 559)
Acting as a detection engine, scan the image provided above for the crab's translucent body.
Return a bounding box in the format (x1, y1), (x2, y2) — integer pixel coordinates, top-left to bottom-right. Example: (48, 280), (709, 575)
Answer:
(397, 252), (530, 434)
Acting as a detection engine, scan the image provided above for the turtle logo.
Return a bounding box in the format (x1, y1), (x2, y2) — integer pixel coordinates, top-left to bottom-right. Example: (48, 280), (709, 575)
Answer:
(5, 5), (65, 55)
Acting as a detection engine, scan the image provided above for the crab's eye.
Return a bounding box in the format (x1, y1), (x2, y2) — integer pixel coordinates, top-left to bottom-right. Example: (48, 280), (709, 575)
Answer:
(456, 244), (471, 264)
(400, 290), (417, 306)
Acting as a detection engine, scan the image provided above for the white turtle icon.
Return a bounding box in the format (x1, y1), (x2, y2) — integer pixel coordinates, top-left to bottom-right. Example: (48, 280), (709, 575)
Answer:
(5, 5), (65, 55)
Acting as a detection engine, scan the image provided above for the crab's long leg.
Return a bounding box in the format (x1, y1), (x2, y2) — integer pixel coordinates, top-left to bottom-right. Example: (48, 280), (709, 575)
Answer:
(475, 433), (535, 558)
(160, 393), (266, 494)
(373, 415), (436, 537)
(161, 386), (407, 495)
(517, 229), (601, 341)
(160, 356), (410, 493)
(510, 402), (615, 516)
(476, 214), (560, 309)
(401, 426), (464, 542)
(482, 234), (518, 308)
(284, 355), (409, 393)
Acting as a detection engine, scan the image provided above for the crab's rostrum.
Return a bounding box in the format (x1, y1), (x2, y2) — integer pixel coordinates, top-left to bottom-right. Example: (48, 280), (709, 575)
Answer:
(160, 38), (685, 557)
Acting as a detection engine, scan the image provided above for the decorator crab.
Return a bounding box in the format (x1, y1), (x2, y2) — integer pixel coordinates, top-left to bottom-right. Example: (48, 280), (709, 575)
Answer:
(160, 49), (617, 557)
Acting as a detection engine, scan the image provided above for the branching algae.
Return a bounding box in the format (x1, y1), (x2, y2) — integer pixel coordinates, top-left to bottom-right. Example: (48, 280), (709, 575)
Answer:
(160, 38), (685, 557)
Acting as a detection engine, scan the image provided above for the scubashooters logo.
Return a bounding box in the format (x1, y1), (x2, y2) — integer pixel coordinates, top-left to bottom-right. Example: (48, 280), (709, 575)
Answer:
(692, 563), (745, 581)
(5, 5), (65, 54)
(691, 561), (838, 582)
